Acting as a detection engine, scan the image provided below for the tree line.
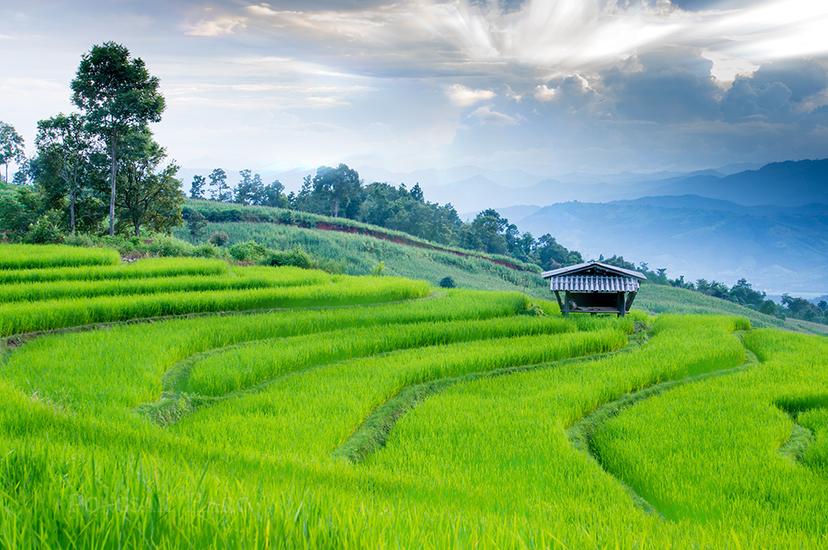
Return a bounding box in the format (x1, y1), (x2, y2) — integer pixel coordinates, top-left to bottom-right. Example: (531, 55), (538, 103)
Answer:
(187, 163), (583, 271)
(0, 42), (182, 242)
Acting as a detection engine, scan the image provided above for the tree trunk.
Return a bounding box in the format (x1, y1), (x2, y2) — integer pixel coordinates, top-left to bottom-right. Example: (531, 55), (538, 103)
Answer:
(109, 133), (118, 236)
(332, 198), (339, 218)
(4, 162), (7, 184)
(134, 221), (141, 238)
(69, 191), (76, 235)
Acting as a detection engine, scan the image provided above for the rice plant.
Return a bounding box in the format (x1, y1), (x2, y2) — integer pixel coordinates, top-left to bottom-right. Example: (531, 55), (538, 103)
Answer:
(0, 243), (120, 269)
(0, 248), (824, 548)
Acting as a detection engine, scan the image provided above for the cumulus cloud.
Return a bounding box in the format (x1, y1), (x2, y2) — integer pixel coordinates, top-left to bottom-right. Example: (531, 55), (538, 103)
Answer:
(601, 48), (721, 123)
(721, 59), (828, 121)
(446, 84), (496, 107)
(468, 105), (520, 125)
(534, 84), (558, 102)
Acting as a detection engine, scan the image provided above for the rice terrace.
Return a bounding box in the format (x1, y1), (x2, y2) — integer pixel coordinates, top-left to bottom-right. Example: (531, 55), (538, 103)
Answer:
(0, 243), (823, 547)
(3, 0), (828, 548)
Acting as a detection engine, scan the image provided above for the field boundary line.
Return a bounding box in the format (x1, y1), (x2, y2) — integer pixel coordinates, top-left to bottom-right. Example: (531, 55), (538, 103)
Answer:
(332, 332), (646, 464)
(567, 333), (760, 519)
(137, 318), (585, 427)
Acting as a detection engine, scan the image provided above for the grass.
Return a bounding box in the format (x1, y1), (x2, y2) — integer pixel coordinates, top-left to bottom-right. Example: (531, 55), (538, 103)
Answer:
(0, 274), (429, 336)
(0, 266), (330, 304)
(0, 256), (228, 284)
(177, 221), (549, 294)
(0, 243), (120, 269)
(591, 328), (828, 543)
(0, 243), (826, 547)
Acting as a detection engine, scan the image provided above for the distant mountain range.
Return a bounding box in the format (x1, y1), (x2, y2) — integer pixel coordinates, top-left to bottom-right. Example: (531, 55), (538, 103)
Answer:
(506, 195), (828, 294)
(454, 159), (826, 212)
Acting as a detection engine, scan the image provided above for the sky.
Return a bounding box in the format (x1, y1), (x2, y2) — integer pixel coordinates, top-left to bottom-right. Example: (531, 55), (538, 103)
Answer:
(2, 0), (828, 179)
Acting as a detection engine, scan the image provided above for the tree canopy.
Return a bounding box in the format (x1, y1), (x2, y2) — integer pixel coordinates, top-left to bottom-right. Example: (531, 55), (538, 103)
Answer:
(71, 41), (165, 235)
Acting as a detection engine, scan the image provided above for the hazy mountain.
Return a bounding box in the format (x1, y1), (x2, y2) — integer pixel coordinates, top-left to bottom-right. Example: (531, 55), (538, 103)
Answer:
(648, 159), (828, 206)
(510, 196), (828, 294)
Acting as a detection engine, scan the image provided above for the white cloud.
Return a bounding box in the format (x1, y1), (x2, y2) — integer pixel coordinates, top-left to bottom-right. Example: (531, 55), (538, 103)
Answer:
(534, 84), (558, 102)
(504, 84), (523, 102)
(185, 16), (247, 37)
(218, 1), (828, 79)
(446, 84), (496, 107)
(468, 105), (520, 126)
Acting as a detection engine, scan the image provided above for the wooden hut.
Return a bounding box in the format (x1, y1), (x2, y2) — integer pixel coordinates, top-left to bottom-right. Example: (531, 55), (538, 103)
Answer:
(541, 261), (646, 317)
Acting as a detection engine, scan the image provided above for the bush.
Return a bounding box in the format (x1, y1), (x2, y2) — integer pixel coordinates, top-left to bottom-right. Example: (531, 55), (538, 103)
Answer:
(265, 247), (314, 269)
(229, 241), (268, 263)
(372, 261), (385, 276)
(209, 231), (230, 247)
(193, 243), (221, 258)
(439, 276), (456, 288)
(24, 211), (65, 244)
(141, 235), (197, 257)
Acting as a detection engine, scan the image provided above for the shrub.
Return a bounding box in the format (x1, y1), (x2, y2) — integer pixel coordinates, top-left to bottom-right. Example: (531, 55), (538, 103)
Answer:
(372, 261), (385, 276)
(439, 276), (456, 288)
(209, 231), (230, 247)
(144, 235), (197, 257)
(265, 247), (314, 269)
(24, 211), (65, 244)
(229, 241), (268, 263)
(193, 243), (221, 258)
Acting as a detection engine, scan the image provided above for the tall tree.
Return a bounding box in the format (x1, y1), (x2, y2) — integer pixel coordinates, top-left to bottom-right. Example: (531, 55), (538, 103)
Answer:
(0, 121), (25, 183)
(464, 209), (509, 255)
(71, 42), (165, 236)
(115, 127), (183, 237)
(208, 168), (230, 201)
(34, 114), (95, 234)
(259, 179), (288, 208)
(312, 164), (362, 218)
(190, 174), (206, 199)
(234, 169), (264, 205)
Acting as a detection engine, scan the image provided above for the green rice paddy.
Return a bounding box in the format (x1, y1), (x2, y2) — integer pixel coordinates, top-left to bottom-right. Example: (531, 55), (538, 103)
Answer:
(0, 244), (825, 548)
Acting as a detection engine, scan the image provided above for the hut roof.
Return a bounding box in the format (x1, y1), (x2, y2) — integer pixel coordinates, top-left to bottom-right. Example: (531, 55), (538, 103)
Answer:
(549, 275), (641, 293)
(541, 261), (647, 281)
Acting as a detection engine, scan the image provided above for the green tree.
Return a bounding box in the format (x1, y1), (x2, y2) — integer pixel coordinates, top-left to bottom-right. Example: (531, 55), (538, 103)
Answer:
(0, 184), (41, 238)
(71, 42), (165, 236)
(533, 234), (582, 270)
(464, 209), (509, 255)
(183, 207), (207, 241)
(190, 174), (206, 199)
(209, 168), (230, 202)
(0, 121), (25, 183)
(312, 164), (363, 218)
(115, 128), (183, 237)
(12, 161), (30, 185)
(259, 179), (288, 208)
(234, 169), (264, 205)
(34, 114), (96, 234)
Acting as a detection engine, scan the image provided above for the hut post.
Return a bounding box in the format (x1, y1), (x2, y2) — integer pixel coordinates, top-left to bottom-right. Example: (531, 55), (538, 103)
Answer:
(617, 292), (627, 317)
(553, 290), (564, 314)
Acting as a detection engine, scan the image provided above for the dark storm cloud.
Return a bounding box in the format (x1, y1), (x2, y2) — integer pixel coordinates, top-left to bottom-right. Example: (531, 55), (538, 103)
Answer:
(603, 49), (721, 123)
(722, 60), (828, 121)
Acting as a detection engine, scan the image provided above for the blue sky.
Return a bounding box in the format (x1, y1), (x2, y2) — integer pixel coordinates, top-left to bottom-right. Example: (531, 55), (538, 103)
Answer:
(2, 0), (828, 177)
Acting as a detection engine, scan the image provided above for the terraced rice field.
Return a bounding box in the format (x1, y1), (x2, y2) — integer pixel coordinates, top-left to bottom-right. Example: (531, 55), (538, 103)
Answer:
(0, 244), (826, 548)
